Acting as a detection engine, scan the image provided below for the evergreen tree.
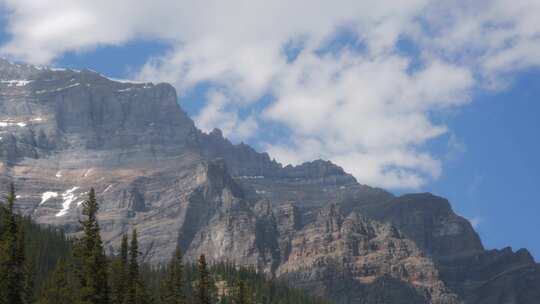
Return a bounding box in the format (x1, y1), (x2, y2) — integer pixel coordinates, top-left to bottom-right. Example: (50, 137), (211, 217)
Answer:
(73, 188), (109, 304)
(124, 229), (149, 304)
(16, 220), (34, 304)
(161, 248), (185, 304)
(196, 254), (212, 304)
(121, 233), (129, 269)
(38, 259), (75, 304)
(124, 229), (138, 304)
(0, 184), (27, 304)
(233, 280), (250, 304)
(111, 234), (129, 304)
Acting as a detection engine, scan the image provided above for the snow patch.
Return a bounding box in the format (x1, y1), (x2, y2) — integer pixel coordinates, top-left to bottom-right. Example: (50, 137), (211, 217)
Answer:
(56, 83), (80, 91)
(35, 83), (80, 94)
(0, 117), (43, 128)
(40, 192), (58, 205)
(55, 187), (80, 217)
(0, 120), (27, 128)
(83, 168), (93, 178)
(48, 67), (80, 73)
(109, 77), (144, 84)
(1, 80), (32, 87)
(237, 176), (264, 179)
(103, 185), (113, 193)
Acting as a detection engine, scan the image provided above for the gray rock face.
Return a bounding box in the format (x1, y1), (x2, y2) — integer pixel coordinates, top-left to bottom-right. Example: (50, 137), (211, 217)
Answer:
(1, 59), (539, 303)
(438, 247), (540, 304)
(275, 205), (460, 304)
(356, 193), (484, 258)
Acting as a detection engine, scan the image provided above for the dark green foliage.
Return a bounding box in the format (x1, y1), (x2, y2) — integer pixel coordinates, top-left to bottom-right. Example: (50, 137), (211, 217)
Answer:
(111, 234), (128, 304)
(21, 216), (71, 291)
(73, 188), (109, 304)
(1, 185), (331, 304)
(208, 262), (330, 304)
(160, 248), (185, 304)
(38, 259), (75, 304)
(0, 184), (30, 304)
(196, 255), (212, 304)
(124, 229), (139, 304)
(232, 280), (250, 304)
(124, 229), (150, 304)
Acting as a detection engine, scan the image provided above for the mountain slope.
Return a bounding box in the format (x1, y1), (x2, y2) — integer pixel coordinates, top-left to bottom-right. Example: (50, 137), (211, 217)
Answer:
(1, 59), (539, 303)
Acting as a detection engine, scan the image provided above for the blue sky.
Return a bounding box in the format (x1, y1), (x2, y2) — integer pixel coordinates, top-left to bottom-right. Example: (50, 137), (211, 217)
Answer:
(0, 1), (538, 259)
(428, 71), (540, 259)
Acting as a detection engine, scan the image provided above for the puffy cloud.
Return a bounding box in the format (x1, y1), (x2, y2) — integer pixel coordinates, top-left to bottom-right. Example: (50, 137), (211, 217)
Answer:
(1, 0), (540, 188)
(263, 52), (473, 188)
(468, 217), (484, 229)
(194, 90), (258, 141)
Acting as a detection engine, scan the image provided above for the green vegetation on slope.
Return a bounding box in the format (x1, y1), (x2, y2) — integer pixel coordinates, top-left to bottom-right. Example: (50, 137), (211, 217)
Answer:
(0, 185), (331, 304)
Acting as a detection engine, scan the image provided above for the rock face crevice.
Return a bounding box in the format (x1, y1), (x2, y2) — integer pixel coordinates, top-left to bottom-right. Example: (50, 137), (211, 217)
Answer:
(1, 59), (539, 303)
(275, 205), (460, 304)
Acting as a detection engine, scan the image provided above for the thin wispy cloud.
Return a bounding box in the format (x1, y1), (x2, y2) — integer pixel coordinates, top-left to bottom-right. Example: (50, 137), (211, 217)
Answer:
(2, 0), (540, 188)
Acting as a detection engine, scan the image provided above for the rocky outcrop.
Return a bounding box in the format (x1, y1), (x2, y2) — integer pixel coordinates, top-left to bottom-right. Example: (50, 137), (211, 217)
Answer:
(275, 205), (460, 304)
(356, 193), (484, 258)
(438, 247), (540, 304)
(1, 59), (539, 303)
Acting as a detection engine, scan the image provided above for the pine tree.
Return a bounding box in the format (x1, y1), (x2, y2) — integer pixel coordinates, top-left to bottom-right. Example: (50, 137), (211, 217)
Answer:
(233, 280), (250, 304)
(73, 188), (109, 304)
(16, 219), (34, 304)
(38, 259), (75, 304)
(121, 233), (129, 269)
(124, 229), (149, 304)
(124, 229), (138, 304)
(0, 184), (27, 304)
(196, 254), (212, 304)
(111, 234), (129, 304)
(161, 247), (185, 304)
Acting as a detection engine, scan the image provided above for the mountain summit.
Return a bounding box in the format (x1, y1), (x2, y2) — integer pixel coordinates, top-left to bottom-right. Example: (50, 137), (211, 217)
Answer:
(1, 59), (538, 304)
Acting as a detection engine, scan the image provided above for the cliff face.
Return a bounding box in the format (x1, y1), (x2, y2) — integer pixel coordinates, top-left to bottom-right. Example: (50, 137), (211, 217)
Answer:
(1, 59), (538, 303)
(356, 193), (484, 258)
(276, 206), (460, 304)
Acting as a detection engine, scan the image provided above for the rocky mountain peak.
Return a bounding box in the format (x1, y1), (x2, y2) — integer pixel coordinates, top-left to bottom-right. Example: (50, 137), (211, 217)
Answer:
(0, 61), (197, 165)
(1, 59), (539, 304)
(357, 192), (484, 258)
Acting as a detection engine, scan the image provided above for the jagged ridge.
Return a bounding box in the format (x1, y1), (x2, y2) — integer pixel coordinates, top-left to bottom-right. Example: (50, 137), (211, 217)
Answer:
(0, 58), (538, 304)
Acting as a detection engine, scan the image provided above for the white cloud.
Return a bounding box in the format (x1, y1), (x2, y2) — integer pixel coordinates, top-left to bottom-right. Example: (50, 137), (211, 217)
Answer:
(1, 0), (540, 188)
(468, 217), (483, 230)
(194, 90), (258, 141)
(262, 52), (472, 188)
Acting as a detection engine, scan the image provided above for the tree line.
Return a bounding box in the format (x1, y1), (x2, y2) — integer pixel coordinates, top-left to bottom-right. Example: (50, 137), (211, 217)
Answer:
(0, 185), (331, 304)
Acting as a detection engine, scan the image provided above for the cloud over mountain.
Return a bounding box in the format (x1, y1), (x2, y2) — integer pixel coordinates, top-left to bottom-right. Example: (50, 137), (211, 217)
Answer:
(2, 0), (539, 188)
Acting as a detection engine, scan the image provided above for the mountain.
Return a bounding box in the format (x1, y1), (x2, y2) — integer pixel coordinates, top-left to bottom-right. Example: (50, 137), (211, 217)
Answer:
(1, 58), (538, 303)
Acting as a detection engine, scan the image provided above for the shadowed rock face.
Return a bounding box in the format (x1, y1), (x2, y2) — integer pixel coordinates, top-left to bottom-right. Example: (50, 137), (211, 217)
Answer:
(275, 205), (461, 304)
(1, 59), (539, 303)
(355, 193), (484, 258)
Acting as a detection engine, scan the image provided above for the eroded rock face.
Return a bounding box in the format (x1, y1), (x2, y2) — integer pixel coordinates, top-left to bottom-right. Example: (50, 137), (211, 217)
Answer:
(438, 247), (540, 304)
(275, 205), (460, 304)
(356, 193), (484, 258)
(1, 59), (539, 303)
